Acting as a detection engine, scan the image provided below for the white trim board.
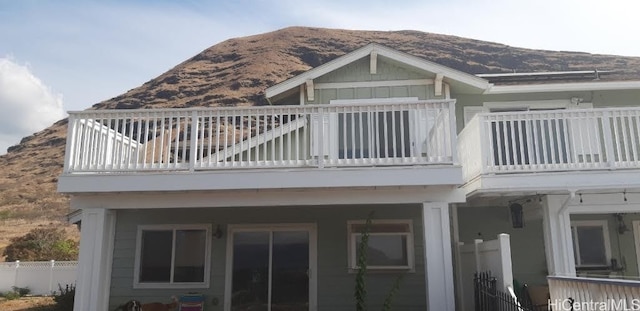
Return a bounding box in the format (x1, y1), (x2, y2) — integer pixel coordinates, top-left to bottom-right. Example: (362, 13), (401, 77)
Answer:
(329, 97), (419, 105)
(59, 165), (464, 193)
(485, 80), (640, 94)
(315, 79), (433, 90)
(463, 169), (640, 198)
(70, 185), (466, 210)
(462, 99), (594, 124)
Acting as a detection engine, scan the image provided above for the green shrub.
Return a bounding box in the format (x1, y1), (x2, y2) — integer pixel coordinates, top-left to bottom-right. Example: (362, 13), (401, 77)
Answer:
(52, 284), (75, 311)
(2, 228), (78, 261)
(354, 211), (403, 311)
(0, 290), (21, 300)
(0, 286), (30, 300)
(354, 212), (373, 311)
(12, 286), (31, 297)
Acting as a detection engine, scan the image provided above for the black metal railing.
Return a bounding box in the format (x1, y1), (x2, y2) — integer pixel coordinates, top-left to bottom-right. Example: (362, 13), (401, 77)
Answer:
(474, 272), (547, 311)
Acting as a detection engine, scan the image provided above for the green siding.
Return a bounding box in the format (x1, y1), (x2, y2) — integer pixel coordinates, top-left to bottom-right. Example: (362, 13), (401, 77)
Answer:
(303, 57), (438, 105)
(456, 206), (548, 286)
(454, 89), (640, 132)
(109, 204), (427, 311)
(458, 206), (640, 285)
(571, 213), (640, 278)
(315, 57), (426, 84)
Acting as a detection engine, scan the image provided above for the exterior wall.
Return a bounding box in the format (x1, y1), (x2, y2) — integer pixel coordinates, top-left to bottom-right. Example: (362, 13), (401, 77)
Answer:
(109, 204), (427, 311)
(456, 205), (548, 286)
(453, 89), (640, 132)
(315, 57), (427, 84)
(571, 213), (640, 278)
(307, 57), (443, 105)
(458, 205), (640, 285)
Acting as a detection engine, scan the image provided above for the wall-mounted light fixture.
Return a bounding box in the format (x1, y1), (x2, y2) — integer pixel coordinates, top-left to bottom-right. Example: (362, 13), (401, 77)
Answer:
(214, 225), (224, 239)
(509, 203), (524, 229)
(615, 214), (629, 235)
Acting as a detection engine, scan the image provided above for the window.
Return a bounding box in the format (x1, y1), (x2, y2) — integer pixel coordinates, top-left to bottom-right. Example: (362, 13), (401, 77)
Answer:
(571, 220), (611, 267)
(134, 224), (211, 288)
(312, 98), (423, 160)
(348, 220), (414, 270)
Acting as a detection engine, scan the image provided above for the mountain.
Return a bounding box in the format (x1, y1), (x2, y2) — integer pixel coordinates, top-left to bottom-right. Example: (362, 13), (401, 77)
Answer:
(1, 26), (639, 257)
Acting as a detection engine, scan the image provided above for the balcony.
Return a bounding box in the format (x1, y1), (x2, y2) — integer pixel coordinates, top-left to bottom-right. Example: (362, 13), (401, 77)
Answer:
(60, 100), (462, 193)
(459, 107), (640, 194)
(548, 275), (640, 310)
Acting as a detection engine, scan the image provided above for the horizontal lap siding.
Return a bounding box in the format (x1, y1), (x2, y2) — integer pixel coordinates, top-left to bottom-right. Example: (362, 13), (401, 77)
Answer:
(109, 204), (426, 311)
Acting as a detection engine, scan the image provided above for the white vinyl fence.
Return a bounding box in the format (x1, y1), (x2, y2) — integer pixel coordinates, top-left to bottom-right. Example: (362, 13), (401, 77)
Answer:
(0, 261), (77, 295)
(457, 234), (514, 311)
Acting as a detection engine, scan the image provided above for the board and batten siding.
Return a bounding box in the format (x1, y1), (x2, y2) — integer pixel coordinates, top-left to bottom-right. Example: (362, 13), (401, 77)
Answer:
(295, 56), (443, 106)
(109, 204), (427, 311)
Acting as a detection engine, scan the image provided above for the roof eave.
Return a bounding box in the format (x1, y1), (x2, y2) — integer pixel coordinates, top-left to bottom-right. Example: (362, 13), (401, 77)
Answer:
(265, 43), (490, 99)
(265, 45), (372, 99)
(485, 80), (640, 94)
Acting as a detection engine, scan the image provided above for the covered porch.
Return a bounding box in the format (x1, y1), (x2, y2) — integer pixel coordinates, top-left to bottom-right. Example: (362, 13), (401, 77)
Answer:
(455, 190), (640, 310)
(70, 187), (461, 311)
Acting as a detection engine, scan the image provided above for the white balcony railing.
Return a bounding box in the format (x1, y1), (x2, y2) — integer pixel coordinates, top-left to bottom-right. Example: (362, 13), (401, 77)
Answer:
(459, 107), (640, 181)
(63, 100), (457, 173)
(548, 275), (640, 310)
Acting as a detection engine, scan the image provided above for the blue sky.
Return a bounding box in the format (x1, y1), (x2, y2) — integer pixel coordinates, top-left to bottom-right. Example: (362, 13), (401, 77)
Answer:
(0, 0), (639, 153)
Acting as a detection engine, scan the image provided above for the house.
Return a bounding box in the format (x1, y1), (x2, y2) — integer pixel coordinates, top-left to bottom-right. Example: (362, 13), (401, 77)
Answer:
(58, 43), (640, 311)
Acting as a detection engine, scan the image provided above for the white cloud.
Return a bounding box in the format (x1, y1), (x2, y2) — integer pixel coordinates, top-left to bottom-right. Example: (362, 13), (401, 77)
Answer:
(0, 58), (66, 154)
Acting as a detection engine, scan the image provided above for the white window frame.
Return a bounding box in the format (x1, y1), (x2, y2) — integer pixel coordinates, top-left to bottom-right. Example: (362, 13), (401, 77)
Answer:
(571, 220), (612, 268)
(223, 223), (318, 311)
(347, 219), (414, 271)
(133, 224), (212, 289)
(316, 97), (423, 159)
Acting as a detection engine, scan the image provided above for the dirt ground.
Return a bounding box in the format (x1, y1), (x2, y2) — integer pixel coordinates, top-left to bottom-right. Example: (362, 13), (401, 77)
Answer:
(0, 296), (55, 311)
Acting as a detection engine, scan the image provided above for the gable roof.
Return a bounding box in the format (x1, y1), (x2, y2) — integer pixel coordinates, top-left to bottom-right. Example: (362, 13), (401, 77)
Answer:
(265, 43), (491, 99)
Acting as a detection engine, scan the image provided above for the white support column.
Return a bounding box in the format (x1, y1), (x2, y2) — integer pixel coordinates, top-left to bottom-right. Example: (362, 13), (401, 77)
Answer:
(422, 202), (455, 311)
(74, 208), (116, 311)
(434, 73), (444, 97)
(305, 79), (314, 101)
(542, 195), (576, 277)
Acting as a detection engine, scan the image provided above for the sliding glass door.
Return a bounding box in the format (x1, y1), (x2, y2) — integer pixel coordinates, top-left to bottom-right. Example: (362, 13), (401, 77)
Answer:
(226, 225), (316, 311)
